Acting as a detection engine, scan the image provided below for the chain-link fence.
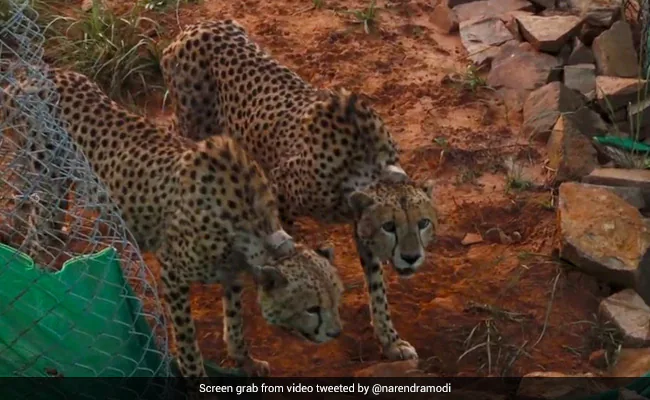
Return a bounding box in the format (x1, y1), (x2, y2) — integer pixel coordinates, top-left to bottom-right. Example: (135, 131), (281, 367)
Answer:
(0, 0), (175, 393)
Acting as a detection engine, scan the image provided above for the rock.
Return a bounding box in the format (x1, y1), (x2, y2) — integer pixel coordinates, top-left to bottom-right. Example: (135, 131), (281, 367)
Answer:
(564, 106), (610, 139)
(556, 43), (573, 65)
(528, 0), (555, 8)
(453, 0), (535, 24)
(589, 349), (608, 369)
(547, 113), (598, 182)
(582, 168), (650, 193)
(564, 64), (596, 100)
(484, 227), (512, 244)
(628, 99), (650, 137)
(431, 3), (459, 33)
(516, 14), (584, 53)
(459, 17), (515, 66)
(580, 183), (646, 209)
(445, 0), (484, 7)
(609, 348), (650, 377)
(500, 10), (534, 41)
(592, 21), (639, 78)
(522, 82), (585, 142)
(618, 388), (649, 400)
(596, 76), (647, 112)
(567, 0), (623, 28)
(430, 296), (463, 311)
(558, 182), (650, 287)
(517, 372), (607, 399)
(488, 42), (561, 112)
(600, 289), (650, 347)
(567, 37), (595, 65)
(636, 242), (650, 308)
(579, 22), (607, 45)
(354, 360), (429, 377)
(461, 233), (483, 246)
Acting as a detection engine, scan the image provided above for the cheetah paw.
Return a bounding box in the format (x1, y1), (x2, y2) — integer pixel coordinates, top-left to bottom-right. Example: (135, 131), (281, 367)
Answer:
(239, 357), (270, 377)
(384, 339), (419, 361)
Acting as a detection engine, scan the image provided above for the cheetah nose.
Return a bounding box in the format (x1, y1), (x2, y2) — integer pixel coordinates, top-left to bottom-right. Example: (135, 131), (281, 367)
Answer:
(400, 253), (421, 265)
(326, 329), (341, 339)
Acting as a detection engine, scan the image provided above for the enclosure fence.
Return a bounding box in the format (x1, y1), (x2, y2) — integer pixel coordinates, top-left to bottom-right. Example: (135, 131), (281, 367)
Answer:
(0, 0), (175, 394)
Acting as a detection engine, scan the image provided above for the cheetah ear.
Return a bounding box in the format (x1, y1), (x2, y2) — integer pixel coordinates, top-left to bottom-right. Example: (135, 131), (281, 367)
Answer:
(348, 190), (375, 215)
(255, 266), (289, 291)
(381, 165), (409, 183)
(422, 179), (435, 199)
(344, 92), (359, 121)
(315, 246), (335, 263)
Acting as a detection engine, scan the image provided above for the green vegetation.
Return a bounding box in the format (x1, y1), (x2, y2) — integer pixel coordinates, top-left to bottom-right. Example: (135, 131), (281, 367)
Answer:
(13, 0), (165, 101)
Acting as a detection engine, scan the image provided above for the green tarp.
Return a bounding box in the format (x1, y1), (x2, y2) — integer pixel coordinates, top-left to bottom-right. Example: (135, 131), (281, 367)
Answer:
(0, 243), (173, 398)
(0, 243), (166, 378)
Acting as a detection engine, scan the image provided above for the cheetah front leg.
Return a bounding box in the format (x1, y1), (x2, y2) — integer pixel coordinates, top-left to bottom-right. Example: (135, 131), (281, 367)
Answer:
(222, 281), (270, 377)
(354, 233), (418, 361)
(158, 257), (207, 378)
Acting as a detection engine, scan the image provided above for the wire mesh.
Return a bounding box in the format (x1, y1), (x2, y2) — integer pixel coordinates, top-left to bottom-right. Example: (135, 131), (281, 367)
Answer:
(0, 0), (173, 385)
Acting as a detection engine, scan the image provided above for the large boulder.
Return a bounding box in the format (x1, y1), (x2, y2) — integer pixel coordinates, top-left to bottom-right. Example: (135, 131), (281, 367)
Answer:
(516, 14), (584, 53)
(547, 113), (598, 183)
(558, 182), (650, 287)
(595, 76), (647, 114)
(592, 21), (639, 78)
(567, 0), (623, 28)
(459, 17), (515, 66)
(609, 348), (650, 377)
(453, 0), (534, 24)
(487, 42), (561, 112)
(564, 63), (596, 100)
(522, 82), (585, 142)
(517, 372), (607, 399)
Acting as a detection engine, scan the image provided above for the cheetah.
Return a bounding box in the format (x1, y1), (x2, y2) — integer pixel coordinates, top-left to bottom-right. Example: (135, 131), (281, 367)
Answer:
(160, 19), (438, 361)
(1, 68), (344, 378)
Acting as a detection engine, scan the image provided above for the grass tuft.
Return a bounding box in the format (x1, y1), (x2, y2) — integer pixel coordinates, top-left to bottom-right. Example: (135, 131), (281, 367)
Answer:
(33, 0), (164, 101)
(342, 0), (379, 34)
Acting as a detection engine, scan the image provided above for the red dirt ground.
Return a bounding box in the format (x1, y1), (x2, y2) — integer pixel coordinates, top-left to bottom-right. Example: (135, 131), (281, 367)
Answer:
(2, 0), (617, 378)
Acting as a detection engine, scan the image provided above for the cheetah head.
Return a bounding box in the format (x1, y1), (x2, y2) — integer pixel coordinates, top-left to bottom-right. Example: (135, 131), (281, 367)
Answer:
(252, 244), (344, 344)
(348, 169), (437, 277)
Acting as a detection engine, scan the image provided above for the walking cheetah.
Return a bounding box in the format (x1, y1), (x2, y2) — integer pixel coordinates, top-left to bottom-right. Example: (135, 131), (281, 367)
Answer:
(160, 20), (438, 361)
(1, 68), (344, 378)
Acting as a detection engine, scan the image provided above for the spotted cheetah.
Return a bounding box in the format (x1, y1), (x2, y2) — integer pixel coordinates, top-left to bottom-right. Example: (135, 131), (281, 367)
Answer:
(160, 20), (438, 361)
(1, 68), (344, 378)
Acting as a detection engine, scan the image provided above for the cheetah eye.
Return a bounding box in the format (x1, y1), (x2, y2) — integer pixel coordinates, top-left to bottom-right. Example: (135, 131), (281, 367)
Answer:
(418, 218), (431, 230)
(307, 306), (321, 314)
(382, 221), (396, 233)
